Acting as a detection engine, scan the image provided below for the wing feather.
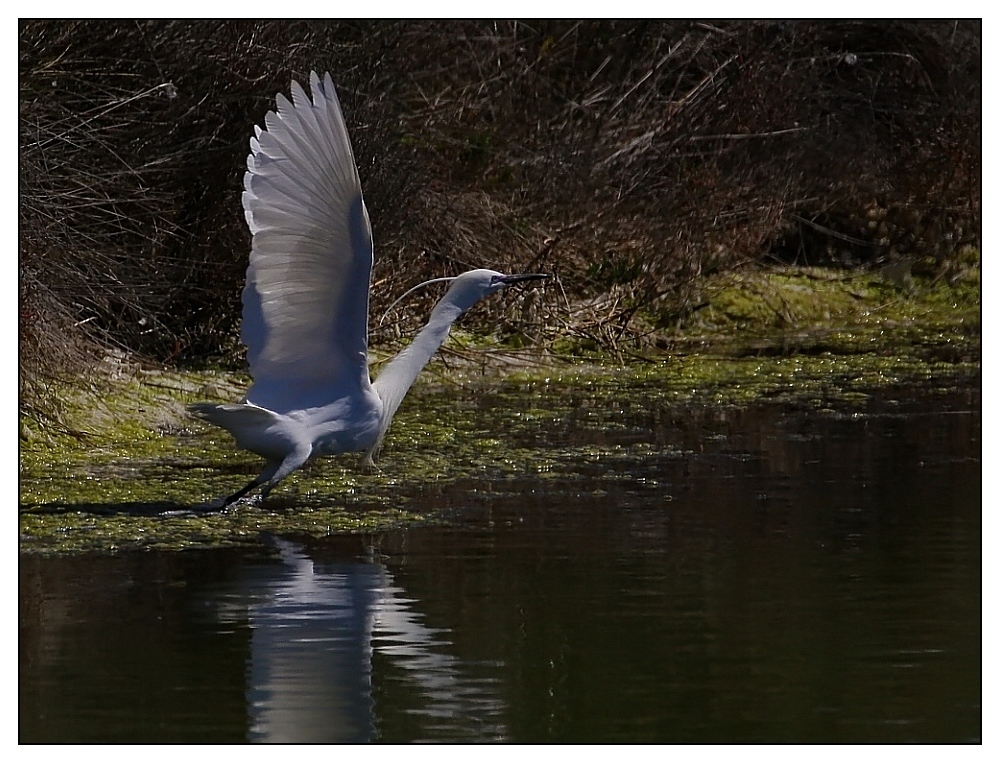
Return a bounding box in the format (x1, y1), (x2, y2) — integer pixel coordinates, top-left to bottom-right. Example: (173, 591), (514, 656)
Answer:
(241, 72), (374, 413)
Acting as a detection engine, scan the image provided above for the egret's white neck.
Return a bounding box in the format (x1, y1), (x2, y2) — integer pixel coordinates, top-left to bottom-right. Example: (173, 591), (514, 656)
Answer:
(369, 299), (465, 457)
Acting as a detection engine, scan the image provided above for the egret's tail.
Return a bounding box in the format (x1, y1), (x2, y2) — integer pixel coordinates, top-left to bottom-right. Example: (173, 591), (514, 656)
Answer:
(188, 402), (277, 437)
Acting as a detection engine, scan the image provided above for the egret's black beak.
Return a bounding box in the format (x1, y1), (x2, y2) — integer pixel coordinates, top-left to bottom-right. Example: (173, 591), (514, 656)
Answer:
(499, 273), (549, 286)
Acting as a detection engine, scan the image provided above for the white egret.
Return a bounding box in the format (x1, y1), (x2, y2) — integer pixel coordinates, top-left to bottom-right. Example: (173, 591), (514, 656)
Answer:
(190, 72), (546, 506)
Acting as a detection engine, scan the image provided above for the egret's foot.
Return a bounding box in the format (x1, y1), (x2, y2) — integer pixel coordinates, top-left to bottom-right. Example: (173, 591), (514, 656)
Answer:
(360, 457), (383, 475)
(183, 493), (263, 513)
(223, 493), (263, 509)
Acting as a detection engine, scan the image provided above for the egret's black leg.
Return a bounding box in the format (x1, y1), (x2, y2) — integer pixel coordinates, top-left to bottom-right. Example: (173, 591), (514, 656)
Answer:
(219, 460), (284, 508)
(222, 476), (266, 507)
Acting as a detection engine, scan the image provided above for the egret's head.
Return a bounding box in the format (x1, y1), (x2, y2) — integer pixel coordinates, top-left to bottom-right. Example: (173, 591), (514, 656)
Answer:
(444, 269), (548, 312)
(380, 269), (548, 326)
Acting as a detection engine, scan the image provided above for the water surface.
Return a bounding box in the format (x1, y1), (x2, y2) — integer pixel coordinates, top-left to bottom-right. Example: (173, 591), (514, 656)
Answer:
(19, 385), (981, 742)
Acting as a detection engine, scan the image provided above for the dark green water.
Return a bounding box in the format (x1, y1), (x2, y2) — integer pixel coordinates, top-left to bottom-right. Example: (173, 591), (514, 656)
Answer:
(19, 386), (981, 743)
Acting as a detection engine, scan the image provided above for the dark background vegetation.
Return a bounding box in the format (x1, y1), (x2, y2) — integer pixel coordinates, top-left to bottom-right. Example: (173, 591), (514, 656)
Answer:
(19, 20), (981, 424)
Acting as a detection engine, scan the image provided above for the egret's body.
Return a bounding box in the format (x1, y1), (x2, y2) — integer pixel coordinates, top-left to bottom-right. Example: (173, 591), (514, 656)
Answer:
(191, 72), (544, 506)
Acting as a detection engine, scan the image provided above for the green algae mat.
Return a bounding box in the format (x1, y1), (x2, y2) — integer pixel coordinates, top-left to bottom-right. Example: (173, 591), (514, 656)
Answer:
(19, 266), (979, 554)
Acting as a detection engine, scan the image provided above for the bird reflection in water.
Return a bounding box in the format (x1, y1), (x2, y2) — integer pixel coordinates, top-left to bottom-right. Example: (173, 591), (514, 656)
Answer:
(207, 537), (506, 743)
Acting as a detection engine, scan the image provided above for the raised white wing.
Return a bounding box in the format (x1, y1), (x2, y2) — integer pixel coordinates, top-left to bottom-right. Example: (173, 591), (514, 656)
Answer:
(241, 71), (374, 412)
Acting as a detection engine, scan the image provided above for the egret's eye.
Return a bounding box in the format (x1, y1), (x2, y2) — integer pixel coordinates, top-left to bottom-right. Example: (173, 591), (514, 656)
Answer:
(490, 275), (504, 285)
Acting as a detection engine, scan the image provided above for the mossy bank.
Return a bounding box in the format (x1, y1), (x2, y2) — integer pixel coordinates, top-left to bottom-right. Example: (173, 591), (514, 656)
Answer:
(20, 265), (979, 555)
